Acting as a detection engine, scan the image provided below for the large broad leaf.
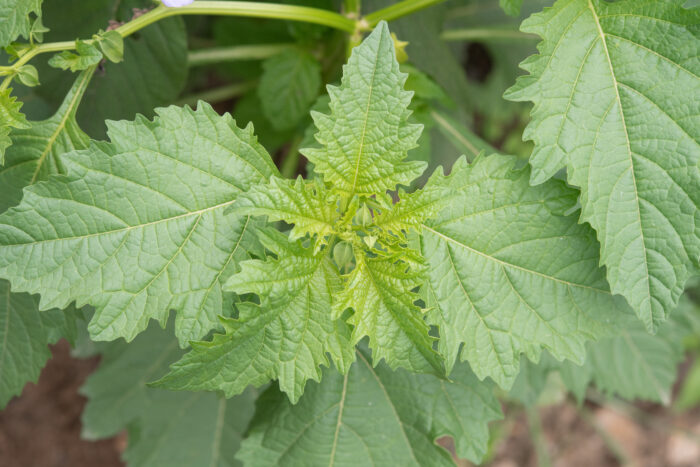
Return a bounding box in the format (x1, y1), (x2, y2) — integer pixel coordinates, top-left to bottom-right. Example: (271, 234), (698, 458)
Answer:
(0, 0), (42, 46)
(237, 347), (501, 466)
(505, 0), (700, 331)
(420, 154), (630, 388)
(0, 67), (94, 213)
(0, 279), (78, 407)
(0, 103), (277, 345)
(302, 21), (425, 196)
(258, 49), (321, 130)
(81, 322), (256, 467)
(154, 229), (355, 403)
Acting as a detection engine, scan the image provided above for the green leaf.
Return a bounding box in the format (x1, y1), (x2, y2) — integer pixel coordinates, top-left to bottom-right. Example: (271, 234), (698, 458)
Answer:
(0, 87), (31, 163)
(258, 49), (321, 130)
(238, 348), (501, 466)
(505, 0), (700, 331)
(559, 295), (699, 403)
(334, 252), (443, 376)
(500, 0), (523, 16)
(231, 176), (339, 241)
(0, 67), (94, 213)
(0, 102), (278, 345)
(81, 322), (256, 467)
(93, 29), (123, 64)
(15, 65), (40, 87)
(48, 39), (103, 72)
(0, 0), (42, 47)
(302, 21), (425, 196)
(154, 229), (354, 403)
(421, 154), (630, 388)
(0, 279), (78, 408)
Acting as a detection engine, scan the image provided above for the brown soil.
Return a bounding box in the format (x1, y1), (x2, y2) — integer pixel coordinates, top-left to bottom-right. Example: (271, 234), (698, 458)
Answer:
(0, 341), (124, 467)
(1, 343), (699, 467)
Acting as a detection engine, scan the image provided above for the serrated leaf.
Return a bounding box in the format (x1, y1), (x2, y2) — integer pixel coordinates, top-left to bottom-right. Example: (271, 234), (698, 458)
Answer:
(0, 279), (78, 408)
(0, 87), (31, 163)
(81, 322), (256, 467)
(302, 21), (426, 196)
(421, 154), (631, 388)
(505, 0), (700, 331)
(334, 252), (443, 376)
(238, 347), (501, 466)
(231, 176), (339, 241)
(559, 295), (699, 403)
(48, 39), (103, 72)
(258, 48), (321, 130)
(0, 0), (42, 47)
(154, 229), (354, 403)
(0, 67), (94, 213)
(0, 102), (278, 345)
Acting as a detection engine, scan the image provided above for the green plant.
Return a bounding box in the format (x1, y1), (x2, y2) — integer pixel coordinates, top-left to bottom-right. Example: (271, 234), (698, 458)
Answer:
(0, 0), (698, 465)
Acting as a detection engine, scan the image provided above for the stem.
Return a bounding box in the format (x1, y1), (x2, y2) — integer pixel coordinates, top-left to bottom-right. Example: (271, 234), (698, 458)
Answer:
(441, 28), (538, 41)
(364, 0), (446, 26)
(525, 406), (552, 467)
(7, 1), (356, 70)
(280, 135), (303, 179)
(188, 43), (295, 67)
(176, 81), (256, 107)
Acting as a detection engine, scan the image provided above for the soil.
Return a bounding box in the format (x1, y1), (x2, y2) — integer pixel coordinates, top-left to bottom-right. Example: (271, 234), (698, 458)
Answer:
(1, 342), (699, 467)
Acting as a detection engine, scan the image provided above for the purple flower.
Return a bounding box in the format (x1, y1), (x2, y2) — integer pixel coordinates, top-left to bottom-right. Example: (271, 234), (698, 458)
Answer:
(162, 0), (194, 7)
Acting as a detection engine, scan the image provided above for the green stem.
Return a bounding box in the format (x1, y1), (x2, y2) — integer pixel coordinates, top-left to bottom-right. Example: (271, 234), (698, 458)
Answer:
(364, 0), (446, 26)
(525, 406), (552, 467)
(0, 75), (13, 92)
(188, 43), (295, 67)
(280, 135), (303, 179)
(7, 1), (356, 71)
(176, 81), (256, 107)
(441, 27), (538, 41)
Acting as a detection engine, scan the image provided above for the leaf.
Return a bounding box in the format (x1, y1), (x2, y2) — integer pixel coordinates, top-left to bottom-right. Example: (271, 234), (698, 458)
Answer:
(48, 39), (103, 72)
(0, 102), (278, 345)
(258, 48), (321, 130)
(421, 154), (631, 388)
(238, 348), (502, 466)
(505, 0), (700, 331)
(81, 322), (256, 467)
(154, 229), (355, 403)
(0, 0), (42, 47)
(0, 67), (94, 213)
(500, 0), (523, 16)
(231, 176), (339, 241)
(0, 279), (78, 408)
(302, 21), (425, 196)
(334, 252), (443, 376)
(558, 295), (699, 403)
(94, 29), (124, 64)
(0, 88), (31, 163)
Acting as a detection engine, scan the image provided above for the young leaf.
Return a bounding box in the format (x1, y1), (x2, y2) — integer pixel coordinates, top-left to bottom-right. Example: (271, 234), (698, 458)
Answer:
(0, 0), (42, 47)
(0, 280), (79, 408)
(48, 39), (103, 71)
(258, 49), (321, 130)
(302, 21), (425, 196)
(81, 322), (256, 467)
(231, 176), (339, 241)
(505, 0), (700, 331)
(0, 102), (277, 345)
(421, 154), (631, 388)
(93, 30), (124, 64)
(0, 67), (94, 213)
(0, 88), (31, 163)
(154, 229), (354, 403)
(334, 253), (443, 376)
(238, 348), (501, 466)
